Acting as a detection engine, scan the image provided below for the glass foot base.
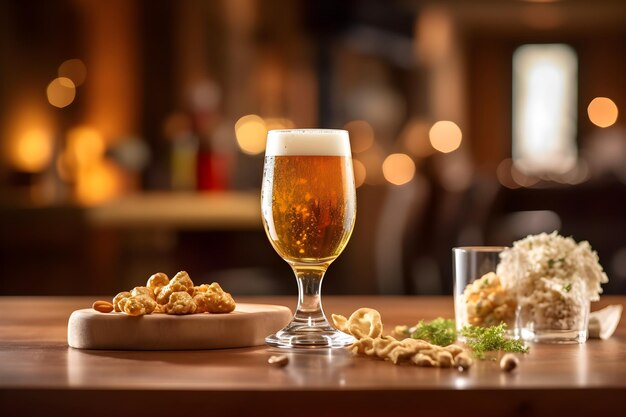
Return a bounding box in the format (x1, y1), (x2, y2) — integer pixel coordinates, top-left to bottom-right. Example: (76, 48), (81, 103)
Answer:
(266, 323), (355, 349)
(521, 328), (587, 344)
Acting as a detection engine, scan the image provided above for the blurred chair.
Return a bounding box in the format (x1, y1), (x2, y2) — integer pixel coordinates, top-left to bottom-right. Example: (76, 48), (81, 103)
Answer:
(375, 166), (501, 295)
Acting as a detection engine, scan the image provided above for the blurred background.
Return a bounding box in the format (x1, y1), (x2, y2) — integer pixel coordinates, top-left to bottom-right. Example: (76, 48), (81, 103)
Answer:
(1, 0), (625, 296)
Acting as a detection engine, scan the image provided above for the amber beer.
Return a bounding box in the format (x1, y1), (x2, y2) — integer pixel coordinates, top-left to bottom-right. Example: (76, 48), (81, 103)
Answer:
(261, 130), (356, 265)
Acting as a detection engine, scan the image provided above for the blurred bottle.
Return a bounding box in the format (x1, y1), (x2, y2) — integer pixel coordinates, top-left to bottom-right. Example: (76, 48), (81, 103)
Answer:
(170, 131), (198, 191)
(196, 134), (229, 191)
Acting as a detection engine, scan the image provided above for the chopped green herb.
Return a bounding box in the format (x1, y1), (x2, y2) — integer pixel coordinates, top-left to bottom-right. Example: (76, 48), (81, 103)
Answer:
(410, 318), (457, 346)
(563, 283), (572, 293)
(547, 259), (556, 268)
(481, 278), (489, 287)
(460, 323), (529, 359)
(401, 319), (530, 359)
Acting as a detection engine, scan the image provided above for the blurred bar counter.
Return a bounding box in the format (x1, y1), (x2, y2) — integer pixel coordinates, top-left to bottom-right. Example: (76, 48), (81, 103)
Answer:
(85, 191), (261, 230)
(0, 192), (290, 297)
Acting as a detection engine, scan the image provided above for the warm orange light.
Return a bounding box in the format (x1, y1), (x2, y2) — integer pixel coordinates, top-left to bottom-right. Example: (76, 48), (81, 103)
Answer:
(344, 120), (375, 153)
(47, 77), (76, 108)
(429, 121), (462, 153)
(8, 129), (54, 173)
(67, 127), (106, 166)
(75, 160), (124, 205)
(588, 97), (619, 128)
(382, 153), (416, 185)
(352, 159), (366, 188)
(235, 114), (267, 155)
(58, 127), (106, 181)
(58, 59), (87, 86)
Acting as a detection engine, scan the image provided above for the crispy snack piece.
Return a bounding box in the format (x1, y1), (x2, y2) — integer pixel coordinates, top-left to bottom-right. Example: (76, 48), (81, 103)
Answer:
(332, 308), (383, 339)
(131, 286), (155, 300)
(147, 272), (169, 296)
(156, 271), (195, 305)
(334, 308), (472, 369)
(112, 291), (132, 312)
(350, 336), (471, 368)
(192, 284), (210, 297)
(120, 295), (157, 316)
(193, 283), (236, 313)
(165, 291), (197, 315)
(108, 271), (236, 316)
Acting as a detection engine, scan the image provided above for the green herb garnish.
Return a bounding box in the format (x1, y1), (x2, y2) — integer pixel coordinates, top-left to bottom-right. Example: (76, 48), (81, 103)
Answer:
(460, 323), (528, 359)
(410, 317), (457, 346)
(548, 258), (565, 269)
(402, 319), (530, 359)
(563, 283), (572, 293)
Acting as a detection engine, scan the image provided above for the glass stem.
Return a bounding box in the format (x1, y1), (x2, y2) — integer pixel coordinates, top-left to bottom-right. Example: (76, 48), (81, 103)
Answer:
(292, 264), (329, 327)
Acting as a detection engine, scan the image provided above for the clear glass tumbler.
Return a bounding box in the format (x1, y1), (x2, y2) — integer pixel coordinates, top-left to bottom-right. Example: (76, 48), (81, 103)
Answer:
(453, 247), (517, 338)
(517, 282), (589, 344)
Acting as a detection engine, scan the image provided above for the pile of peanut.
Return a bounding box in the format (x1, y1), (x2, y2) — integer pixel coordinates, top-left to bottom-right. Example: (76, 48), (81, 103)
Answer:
(92, 271), (236, 316)
(332, 308), (473, 370)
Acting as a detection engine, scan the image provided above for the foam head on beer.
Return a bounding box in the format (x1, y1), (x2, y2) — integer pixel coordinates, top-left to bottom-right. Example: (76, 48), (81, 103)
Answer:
(265, 129), (351, 156)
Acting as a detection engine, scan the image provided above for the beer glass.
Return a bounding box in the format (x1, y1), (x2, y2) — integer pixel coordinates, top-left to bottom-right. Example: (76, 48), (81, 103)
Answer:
(261, 129), (357, 348)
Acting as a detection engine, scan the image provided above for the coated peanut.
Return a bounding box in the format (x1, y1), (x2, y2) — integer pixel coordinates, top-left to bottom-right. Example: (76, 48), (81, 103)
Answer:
(500, 353), (519, 372)
(268, 355), (289, 368)
(92, 300), (114, 313)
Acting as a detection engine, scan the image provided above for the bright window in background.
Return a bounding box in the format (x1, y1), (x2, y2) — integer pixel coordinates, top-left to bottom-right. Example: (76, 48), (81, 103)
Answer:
(513, 44), (578, 174)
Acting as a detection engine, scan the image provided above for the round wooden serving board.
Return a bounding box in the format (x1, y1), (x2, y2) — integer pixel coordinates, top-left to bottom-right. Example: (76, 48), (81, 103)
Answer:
(67, 303), (292, 350)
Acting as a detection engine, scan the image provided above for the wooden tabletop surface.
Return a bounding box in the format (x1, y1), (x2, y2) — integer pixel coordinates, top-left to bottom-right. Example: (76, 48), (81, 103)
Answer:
(1, 295), (625, 417)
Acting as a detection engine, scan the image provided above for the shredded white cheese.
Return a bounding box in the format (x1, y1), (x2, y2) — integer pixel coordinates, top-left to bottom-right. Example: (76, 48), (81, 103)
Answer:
(496, 231), (608, 331)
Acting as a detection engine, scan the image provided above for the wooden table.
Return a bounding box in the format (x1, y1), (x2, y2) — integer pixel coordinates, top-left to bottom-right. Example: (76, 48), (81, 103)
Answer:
(1, 296), (625, 417)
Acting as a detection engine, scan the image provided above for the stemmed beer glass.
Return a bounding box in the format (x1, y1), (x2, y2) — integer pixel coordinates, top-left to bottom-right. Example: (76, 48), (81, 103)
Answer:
(261, 129), (357, 348)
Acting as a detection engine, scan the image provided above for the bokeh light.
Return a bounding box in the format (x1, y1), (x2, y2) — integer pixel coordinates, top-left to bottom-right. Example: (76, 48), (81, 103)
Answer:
(400, 118), (434, 158)
(382, 153), (416, 185)
(8, 129), (53, 173)
(511, 161), (539, 187)
(344, 120), (375, 153)
(352, 158), (366, 188)
(235, 114), (267, 155)
(67, 127), (106, 166)
(359, 144), (386, 185)
(429, 120), (462, 153)
(58, 59), (87, 86)
(75, 160), (124, 205)
(587, 97), (619, 128)
(47, 77), (76, 108)
(58, 127), (106, 181)
(496, 159), (520, 189)
(561, 159), (590, 185)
